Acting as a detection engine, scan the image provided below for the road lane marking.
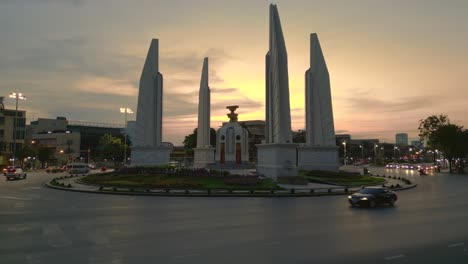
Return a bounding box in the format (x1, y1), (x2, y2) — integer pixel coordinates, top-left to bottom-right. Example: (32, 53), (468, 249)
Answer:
(264, 241), (281, 246)
(448, 242), (465, 248)
(173, 253), (201, 259)
(0, 196), (32, 201)
(385, 254), (405, 260)
(22, 186), (41, 190)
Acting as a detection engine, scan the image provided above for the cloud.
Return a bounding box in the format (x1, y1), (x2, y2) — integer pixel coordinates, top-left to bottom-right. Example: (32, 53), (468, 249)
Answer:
(77, 77), (138, 96)
(342, 88), (442, 113)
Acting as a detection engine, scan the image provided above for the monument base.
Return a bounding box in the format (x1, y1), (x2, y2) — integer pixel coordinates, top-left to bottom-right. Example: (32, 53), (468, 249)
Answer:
(298, 145), (339, 172)
(256, 143), (298, 181)
(193, 147), (216, 168)
(131, 146), (172, 166)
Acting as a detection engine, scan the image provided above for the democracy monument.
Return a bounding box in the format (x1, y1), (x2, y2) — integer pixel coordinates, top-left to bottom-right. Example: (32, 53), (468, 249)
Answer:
(131, 4), (339, 180)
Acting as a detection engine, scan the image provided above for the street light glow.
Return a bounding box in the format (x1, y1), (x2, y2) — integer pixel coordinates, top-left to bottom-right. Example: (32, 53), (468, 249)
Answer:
(120, 107), (133, 114)
(9, 92), (26, 100)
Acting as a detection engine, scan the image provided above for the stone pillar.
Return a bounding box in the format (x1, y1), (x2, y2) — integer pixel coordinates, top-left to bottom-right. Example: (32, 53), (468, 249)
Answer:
(131, 39), (172, 166)
(194, 58), (215, 167)
(298, 33), (338, 171)
(257, 4), (298, 179)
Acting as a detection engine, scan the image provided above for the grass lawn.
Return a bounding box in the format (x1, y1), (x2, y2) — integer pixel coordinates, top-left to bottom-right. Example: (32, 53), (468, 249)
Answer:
(299, 170), (385, 187)
(82, 173), (279, 190)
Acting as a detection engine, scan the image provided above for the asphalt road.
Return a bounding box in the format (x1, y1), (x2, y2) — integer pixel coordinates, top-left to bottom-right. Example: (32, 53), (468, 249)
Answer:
(1, 167), (468, 264)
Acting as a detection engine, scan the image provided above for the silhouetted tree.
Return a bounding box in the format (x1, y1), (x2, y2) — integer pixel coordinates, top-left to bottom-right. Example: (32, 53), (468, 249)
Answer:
(418, 114), (450, 147)
(430, 124), (466, 173)
(183, 128), (217, 156)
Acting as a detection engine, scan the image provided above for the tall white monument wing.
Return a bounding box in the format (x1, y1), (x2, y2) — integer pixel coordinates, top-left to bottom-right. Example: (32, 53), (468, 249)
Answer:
(306, 33), (336, 146)
(196, 57), (211, 148)
(135, 39), (163, 147)
(265, 4), (293, 144)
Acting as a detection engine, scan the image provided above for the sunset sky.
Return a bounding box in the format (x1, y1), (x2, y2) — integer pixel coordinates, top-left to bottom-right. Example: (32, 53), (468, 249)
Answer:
(1, 0), (467, 145)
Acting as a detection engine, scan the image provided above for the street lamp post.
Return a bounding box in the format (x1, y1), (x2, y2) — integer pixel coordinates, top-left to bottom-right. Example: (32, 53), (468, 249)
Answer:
(393, 146), (398, 164)
(374, 144), (378, 166)
(359, 145), (364, 161)
(120, 107), (133, 165)
(8, 92), (26, 166)
(342, 141), (347, 165)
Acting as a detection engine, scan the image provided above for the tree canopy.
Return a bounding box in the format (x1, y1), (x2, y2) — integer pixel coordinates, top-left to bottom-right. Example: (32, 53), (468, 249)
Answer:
(98, 134), (126, 162)
(418, 114), (450, 147)
(419, 115), (467, 173)
(183, 128), (217, 155)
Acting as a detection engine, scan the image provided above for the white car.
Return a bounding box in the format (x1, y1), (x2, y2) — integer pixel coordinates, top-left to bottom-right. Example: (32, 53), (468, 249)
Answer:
(5, 167), (27, 180)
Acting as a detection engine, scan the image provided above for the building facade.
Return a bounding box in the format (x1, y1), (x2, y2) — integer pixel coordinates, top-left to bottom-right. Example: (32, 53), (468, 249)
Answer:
(396, 133), (409, 146)
(0, 108), (26, 166)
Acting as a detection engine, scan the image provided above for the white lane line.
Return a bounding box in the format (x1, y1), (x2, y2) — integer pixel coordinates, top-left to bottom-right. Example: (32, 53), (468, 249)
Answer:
(22, 186), (42, 190)
(385, 254), (406, 260)
(448, 242), (465, 248)
(264, 241), (281, 246)
(173, 253), (201, 259)
(0, 196), (32, 201)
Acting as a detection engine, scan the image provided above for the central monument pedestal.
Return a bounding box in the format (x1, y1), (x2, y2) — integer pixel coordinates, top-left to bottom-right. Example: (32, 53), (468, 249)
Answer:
(194, 147), (215, 168)
(256, 143), (298, 180)
(298, 145), (339, 171)
(131, 146), (172, 166)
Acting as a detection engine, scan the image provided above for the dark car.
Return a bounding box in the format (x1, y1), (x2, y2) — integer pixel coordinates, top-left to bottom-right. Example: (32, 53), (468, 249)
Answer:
(348, 187), (397, 208)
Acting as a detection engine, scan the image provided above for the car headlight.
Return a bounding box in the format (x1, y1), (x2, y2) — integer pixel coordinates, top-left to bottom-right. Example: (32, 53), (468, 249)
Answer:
(348, 196), (352, 199)
(361, 197), (368, 200)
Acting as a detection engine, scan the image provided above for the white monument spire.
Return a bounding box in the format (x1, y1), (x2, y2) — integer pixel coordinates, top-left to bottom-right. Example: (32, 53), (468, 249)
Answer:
(265, 4), (293, 144)
(196, 57), (211, 148)
(298, 33), (338, 171)
(135, 39), (163, 147)
(257, 4), (298, 180)
(193, 58), (215, 167)
(306, 33), (336, 146)
(131, 39), (172, 166)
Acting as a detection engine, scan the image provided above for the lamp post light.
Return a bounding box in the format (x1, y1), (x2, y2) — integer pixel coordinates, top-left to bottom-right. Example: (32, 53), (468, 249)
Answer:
(8, 92), (26, 167)
(374, 144), (378, 165)
(359, 145), (364, 161)
(120, 107), (133, 165)
(342, 141), (347, 165)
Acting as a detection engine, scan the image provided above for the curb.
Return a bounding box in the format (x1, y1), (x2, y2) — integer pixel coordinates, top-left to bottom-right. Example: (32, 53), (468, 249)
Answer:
(45, 180), (417, 198)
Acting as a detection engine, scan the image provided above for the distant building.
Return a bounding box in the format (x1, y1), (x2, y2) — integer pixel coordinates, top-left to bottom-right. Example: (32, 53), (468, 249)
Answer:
(0, 108), (26, 166)
(67, 120), (123, 162)
(30, 131), (81, 164)
(396, 133), (409, 146)
(411, 140), (424, 149)
(27, 117), (124, 163)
